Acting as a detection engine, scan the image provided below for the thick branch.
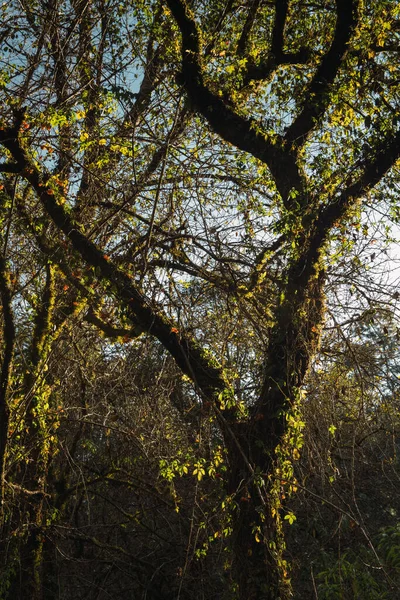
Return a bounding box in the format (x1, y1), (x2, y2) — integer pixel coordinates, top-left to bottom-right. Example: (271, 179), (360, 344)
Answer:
(85, 309), (143, 340)
(243, 48), (310, 84)
(28, 263), (55, 370)
(0, 163), (22, 173)
(243, 0), (310, 83)
(237, 0), (262, 55)
(271, 0), (290, 57)
(306, 130), (400, 277)
(0, 126), (235, 419)
(166, 0), (305, 202)
(285, 0), (360, 146)
(252, 127), (400, 457)
(0, 254), (15, 502)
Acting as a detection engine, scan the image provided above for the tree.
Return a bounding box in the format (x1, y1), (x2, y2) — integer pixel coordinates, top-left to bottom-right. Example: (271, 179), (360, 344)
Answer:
(0, 0), (400, 598)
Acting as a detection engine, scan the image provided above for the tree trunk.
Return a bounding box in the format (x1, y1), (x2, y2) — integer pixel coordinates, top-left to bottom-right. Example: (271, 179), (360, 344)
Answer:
(231, 489), (289, 600)
(7, 513), (45, 600)
(225, 270), (326, 598)
(227, 424), (290, 600)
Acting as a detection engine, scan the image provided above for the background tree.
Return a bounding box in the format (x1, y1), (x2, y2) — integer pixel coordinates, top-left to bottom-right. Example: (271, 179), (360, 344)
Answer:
(0, 0), (400, 598)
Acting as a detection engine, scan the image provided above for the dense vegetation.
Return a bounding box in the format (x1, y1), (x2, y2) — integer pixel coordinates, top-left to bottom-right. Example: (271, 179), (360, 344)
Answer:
(0, 0), (400, 598)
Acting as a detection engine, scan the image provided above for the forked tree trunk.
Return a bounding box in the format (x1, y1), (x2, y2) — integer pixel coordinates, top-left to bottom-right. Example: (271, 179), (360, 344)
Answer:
(226, 273), (325, 599)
